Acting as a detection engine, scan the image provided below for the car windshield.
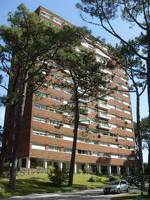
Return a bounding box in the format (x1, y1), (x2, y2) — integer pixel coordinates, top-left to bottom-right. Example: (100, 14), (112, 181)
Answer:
(109, 181), (119, 185)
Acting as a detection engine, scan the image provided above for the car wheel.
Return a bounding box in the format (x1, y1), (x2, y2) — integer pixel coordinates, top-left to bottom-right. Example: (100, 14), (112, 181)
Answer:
(117, 188), (121, 194)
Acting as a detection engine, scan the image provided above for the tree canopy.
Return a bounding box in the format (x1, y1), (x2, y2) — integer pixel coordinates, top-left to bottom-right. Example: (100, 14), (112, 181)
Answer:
(77, 0), (150, 115)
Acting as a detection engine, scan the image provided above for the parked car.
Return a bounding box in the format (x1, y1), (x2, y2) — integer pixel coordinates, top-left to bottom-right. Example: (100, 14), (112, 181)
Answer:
(104, 180), (129, 194)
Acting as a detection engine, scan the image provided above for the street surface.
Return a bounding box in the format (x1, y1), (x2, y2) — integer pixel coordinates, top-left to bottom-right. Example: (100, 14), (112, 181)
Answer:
(8, 188), (141, 200)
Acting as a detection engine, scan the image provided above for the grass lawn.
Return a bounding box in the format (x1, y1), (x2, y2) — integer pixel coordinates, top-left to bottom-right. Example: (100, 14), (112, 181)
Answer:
(0, 173), (109, 198)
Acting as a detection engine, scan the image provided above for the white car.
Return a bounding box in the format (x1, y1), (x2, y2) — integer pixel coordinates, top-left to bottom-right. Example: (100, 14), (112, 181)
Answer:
(104, 180), (129, 194)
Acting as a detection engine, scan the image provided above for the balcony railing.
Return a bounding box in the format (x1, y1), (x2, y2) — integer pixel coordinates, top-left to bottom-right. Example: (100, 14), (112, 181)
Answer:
(98, 122), (111, 130)
(101, 69), (112, 75)
(96, 102), (109, 110)
(79, 119), (90, 126)
(98, 112), (111, 120)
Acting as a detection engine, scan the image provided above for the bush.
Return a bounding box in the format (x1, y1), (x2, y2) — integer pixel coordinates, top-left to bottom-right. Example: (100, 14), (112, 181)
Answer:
(88, 176), (101, 182)
(48, 166), (68, 187)
(109, 176), (119, 182)
(77, 169), (83, 174)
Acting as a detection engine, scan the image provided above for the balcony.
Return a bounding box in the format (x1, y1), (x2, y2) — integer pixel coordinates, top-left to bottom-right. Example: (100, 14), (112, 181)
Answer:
(98, 122), (111, 130)
(98, 112), (111, 120)
(79, 98), (89, 104)
(80, 108), (89, 115)
(79, 118), (90, 126)
(101, 69), (112, 75)
(96, 102), (109, 110)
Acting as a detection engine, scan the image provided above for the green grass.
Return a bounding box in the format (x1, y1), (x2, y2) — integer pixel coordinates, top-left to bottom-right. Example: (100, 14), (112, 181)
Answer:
(73, 174), (109, 189)
(0, 173), (109, 198)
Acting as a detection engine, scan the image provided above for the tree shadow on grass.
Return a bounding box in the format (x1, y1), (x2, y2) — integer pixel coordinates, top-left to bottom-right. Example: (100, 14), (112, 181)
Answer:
(0, 177), (61, 198)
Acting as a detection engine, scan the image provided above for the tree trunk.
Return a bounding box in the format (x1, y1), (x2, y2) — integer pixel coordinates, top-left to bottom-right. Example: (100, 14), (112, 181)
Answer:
(147, 30), (150, 124)
(9, 73), (28, 190)
(68, 90), (79, 187)
(0, 135), (6, 177)
(136, 93), (144, 195)
(0, 151), (5, 177)
(147, 144), (150, 196)
(147, 29), (150, 196)
(0, 82), (15, 177)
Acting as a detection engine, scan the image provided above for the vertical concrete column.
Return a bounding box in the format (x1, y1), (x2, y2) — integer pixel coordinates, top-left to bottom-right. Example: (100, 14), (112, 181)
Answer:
(108, 166), (111, 176)
(126, 167), (130, 176)
(85, 164), (89, 173)
(18, 159), (22, 169)
(74, 163), (77, 173)
(59, 162), (63, 171)
(26, 157), (30, 169)
(117, 166), (121, 176)
(97, 164), (102, 174)
(44, 160), (47, 169)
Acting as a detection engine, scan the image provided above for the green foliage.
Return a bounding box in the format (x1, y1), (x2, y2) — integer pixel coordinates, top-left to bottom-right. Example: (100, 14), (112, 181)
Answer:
(47, 166), (69, 187)
(0, 3), (89, 106)
(88, 176), (101, 182)
(109, 176), (120, 182)
(55, 46), (114, 101)
(76, 0), (149, 96)
(77, 169), (83, 174)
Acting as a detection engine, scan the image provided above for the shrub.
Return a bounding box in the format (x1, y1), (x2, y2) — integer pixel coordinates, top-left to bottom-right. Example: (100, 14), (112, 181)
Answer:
(88, 176), (96, 182)
(48, 166), (68, 187)
(109, 176), (119, 182)
(88, 176), (101, 182)
(77, 169), (83, 174)
(96, 177), (102, 182)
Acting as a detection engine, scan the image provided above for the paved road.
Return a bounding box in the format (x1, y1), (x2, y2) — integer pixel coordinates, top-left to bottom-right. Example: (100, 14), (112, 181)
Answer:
(9, 188), (141, 200)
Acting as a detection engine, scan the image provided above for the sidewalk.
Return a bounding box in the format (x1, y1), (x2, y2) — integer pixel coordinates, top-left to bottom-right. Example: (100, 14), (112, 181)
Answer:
(9, 189), (103, 199)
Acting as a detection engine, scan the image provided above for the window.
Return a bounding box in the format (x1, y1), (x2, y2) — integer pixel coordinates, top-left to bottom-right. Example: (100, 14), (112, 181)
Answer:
(49, 95), (62, 101)
(128, 157), (135, 160)
(122, 85), (128, 90)
(34, 103), (48, 110)
(109, 105), (115, 109)
(123, 102), (130, 106)
(63, 136), (73, 141)
(127, 137), (134, 141)
(33, 130), (47, 136)
(111, 155), (119, 158)
(51, 85), (61, 91)
(52, 17), (62, 25)
(48, 146), (61, 152)
(64, 148), (72, 153)
(103, 153), (111, 158)
(88, 108), (97, 113)
(110, 124), (117, 128)
(35, 91), (48, 98)
(63, 87), (71, 94)
(32, 144), (45, 150)
(110, 144), (118, 148)
(123, 93), (129, 97)
(33, 116), (47, 123)
(78, 126), (87, 132)
(126, 128), (133, 132)
(124, 110), (131, 114)
(41, 11), (51, 19)
(50, 120), (62, 127)
(63, 124), (74, 129)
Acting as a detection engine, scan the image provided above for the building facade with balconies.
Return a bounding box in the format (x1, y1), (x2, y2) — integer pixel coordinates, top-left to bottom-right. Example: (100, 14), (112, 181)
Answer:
(3, 6), (136, 176)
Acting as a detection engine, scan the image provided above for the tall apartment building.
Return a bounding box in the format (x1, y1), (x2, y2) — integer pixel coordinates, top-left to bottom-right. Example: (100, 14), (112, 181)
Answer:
(3, 6), (136, 176)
